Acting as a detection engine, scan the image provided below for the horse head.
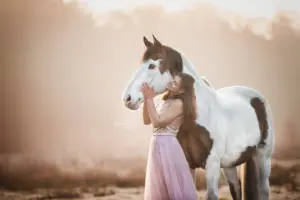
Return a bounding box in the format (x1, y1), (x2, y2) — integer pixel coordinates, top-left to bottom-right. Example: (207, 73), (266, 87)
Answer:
(122, 35), (183, 110)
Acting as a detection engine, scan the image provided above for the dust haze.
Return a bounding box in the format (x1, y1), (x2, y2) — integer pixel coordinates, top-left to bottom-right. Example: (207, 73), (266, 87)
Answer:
(1, 0), (300, 175)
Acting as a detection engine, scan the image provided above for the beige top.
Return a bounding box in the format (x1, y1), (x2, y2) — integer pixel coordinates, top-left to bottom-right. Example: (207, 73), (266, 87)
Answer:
(153, 99), (183, 135)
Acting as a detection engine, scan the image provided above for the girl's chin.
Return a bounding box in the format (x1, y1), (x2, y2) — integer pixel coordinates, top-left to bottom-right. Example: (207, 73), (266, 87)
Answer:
(167, 88), (175, 92)
(168, 90), (178, 94)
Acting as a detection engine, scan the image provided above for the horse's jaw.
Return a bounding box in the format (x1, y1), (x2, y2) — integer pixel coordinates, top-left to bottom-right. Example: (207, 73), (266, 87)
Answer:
(128, 106), (139, 111)
(125, 101), (141, 110)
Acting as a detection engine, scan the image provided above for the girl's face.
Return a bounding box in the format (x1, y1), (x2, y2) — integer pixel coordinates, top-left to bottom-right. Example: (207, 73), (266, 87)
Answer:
(167, 75), (183, 93)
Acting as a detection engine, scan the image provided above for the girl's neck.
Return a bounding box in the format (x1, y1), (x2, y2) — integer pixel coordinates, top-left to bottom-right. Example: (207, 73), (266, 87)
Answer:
(165, 91), (183, 100)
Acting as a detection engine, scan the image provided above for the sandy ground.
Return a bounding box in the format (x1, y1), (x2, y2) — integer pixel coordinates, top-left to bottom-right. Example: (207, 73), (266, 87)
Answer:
(1, 186), (300, 200)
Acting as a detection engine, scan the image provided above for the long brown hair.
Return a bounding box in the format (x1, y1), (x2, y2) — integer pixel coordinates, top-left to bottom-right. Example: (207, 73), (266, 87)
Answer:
(163, 73), (196, 124)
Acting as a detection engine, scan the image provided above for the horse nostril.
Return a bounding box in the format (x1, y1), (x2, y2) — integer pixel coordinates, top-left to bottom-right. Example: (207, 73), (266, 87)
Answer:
(126, 95), (131, 102)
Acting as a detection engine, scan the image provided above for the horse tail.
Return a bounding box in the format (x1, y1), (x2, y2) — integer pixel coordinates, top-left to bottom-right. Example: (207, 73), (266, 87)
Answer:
(240, 96), (267, 200)
(241, 156), (258, 200)
(250, 97), (268, 147)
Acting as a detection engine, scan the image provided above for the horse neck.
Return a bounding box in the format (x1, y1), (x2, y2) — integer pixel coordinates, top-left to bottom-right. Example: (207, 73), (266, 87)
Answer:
(180, 53), (217, 125)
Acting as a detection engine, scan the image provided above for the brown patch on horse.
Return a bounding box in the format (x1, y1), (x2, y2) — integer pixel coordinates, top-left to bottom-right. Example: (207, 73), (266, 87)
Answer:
(142, 36), (183, 76)
(176, 122), (213, 169)
(142, 45), (165, 62)
(230, 146), (256, 167)
(250, 97), (268, 146)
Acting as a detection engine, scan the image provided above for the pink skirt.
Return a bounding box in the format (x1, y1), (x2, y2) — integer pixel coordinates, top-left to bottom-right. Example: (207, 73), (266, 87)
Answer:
(144, 133), (198, 200)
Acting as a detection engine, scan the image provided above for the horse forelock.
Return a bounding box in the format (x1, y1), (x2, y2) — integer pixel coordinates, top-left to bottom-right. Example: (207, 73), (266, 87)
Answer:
(142, 45), (183, 76)
(142, 45), (164, 61)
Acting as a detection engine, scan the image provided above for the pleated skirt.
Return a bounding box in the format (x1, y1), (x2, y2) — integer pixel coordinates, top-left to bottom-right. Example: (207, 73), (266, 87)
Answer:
(144, 133), (198, 200)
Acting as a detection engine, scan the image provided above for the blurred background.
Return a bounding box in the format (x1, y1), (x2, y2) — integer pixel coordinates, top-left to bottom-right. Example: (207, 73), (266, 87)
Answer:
(1, 0), (300, 199)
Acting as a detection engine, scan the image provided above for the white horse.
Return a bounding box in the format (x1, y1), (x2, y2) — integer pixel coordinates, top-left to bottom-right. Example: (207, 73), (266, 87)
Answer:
(122, 35), (274, 200)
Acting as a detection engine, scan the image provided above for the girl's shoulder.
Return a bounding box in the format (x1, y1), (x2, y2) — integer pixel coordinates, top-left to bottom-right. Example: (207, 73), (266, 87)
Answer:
(169, 98), (183, 103)
(164, 98), (183, 109)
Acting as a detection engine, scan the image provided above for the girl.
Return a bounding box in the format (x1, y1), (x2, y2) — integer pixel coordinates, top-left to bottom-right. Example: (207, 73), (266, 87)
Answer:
(141, 72), (198, 200)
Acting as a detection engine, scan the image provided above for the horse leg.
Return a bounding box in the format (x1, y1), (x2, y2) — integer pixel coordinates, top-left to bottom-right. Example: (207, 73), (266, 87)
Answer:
(255, 148), (272, 200)
(205, 154), (220, 200)
(223, 167), (241, 200)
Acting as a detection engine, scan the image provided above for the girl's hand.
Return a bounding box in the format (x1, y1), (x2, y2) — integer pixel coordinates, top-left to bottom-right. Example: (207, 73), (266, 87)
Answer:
(140, 83), (155, 100)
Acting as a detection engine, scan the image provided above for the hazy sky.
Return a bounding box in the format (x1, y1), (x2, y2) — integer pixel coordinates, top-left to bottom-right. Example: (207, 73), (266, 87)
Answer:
(64, 0), (300, 39)
(66, 0), (300, 18)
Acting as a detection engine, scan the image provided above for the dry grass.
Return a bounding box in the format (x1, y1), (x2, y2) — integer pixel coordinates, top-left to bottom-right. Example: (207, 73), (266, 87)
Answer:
(93, 187), (116, 197)
(270, 160), (300, 192)
(35, 190), (83, 199)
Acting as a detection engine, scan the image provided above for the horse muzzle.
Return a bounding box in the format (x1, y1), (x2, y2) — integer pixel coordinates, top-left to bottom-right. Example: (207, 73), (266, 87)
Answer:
(123, 95), (142, 110)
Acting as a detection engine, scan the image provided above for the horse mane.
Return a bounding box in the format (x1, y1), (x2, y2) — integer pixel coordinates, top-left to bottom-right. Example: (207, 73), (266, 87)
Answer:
(201, 76), (216, 90)
(179, 52), (215, 92)
(201, 76), (211, 86)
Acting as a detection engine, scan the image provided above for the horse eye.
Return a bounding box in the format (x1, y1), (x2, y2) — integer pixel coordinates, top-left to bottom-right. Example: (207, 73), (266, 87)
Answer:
(148, 64), (156, 70)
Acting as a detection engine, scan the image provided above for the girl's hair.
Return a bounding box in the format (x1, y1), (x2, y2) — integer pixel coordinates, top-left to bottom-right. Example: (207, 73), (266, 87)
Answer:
(162, 72), (197, 124)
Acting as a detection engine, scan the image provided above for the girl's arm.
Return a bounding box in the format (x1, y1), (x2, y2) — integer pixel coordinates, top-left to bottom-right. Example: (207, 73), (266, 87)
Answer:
(142, 101), (151, 125)
(146, 98), (182, 128)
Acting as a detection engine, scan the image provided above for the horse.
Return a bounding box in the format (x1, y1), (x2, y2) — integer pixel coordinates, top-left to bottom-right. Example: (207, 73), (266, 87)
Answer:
(121, 35), (274, 200)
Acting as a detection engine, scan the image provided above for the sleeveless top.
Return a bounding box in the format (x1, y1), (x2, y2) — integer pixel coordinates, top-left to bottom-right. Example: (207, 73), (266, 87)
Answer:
(153, 99), (183, 135)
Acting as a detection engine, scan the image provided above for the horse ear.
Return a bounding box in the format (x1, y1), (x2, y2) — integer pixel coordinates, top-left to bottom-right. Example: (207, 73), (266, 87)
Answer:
(152, 34), (162, 47)
(143, 36), (153, 48)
